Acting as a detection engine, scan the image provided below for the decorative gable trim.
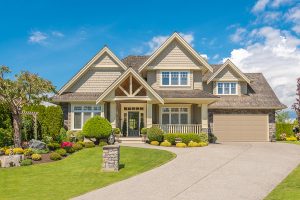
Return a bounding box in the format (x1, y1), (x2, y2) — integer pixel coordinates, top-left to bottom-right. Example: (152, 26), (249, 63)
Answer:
(96, 68), (164, 104)
(207, 59), (251, 84)
(58, 46), (127, 95)
(138, 32), (213, 73)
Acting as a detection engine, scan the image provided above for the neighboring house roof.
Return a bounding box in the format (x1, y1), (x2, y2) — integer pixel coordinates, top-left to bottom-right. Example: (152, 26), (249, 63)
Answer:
(53, 92), (101, 102)
(58, 46), (127, 95)
(155, 90), (219, 99)
(209, 73), (286, 109)
(138, 32), (213, 73)
(207, 59), (251, 84)
(96, 68), (164, 104)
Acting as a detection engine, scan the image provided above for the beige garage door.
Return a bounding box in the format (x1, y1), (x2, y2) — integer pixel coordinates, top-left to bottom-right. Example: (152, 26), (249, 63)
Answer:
(213, 114), (269, 142)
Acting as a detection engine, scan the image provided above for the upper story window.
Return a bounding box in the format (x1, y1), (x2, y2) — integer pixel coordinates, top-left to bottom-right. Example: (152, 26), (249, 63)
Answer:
(162, 71), (189, 86)
(217, 82), (237, 95)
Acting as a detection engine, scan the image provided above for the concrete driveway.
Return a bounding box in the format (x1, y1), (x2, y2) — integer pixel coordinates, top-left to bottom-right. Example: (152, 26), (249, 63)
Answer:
(73, 142), (300, 200)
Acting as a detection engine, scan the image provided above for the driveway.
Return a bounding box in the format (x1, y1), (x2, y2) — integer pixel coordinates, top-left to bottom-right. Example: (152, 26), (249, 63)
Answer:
(73, 142), (300, 200)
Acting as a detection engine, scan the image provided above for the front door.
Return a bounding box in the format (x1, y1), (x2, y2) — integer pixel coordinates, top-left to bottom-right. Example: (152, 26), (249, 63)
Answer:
(128, 112), (139, 137)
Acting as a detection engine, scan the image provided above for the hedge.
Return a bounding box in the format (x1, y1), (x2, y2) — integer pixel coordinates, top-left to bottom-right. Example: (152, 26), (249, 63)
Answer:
(164, 133), (207, 145)
(276, 123), (294, 140)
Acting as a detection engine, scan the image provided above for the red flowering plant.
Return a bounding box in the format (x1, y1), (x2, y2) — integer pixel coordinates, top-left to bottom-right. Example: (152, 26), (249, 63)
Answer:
(61, 142), (73, 151)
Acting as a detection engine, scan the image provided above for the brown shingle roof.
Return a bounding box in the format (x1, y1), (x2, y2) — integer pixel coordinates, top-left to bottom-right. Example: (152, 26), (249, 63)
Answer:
(155, 90), (219, 99)
(52, 92), (101, 102)
(122, 56), (150, 72)
(209, 73), (286, 109)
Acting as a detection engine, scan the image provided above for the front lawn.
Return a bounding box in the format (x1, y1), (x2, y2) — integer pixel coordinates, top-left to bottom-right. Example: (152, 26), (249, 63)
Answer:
(0, 146), (175, 200)
(265, 141), (300, 200)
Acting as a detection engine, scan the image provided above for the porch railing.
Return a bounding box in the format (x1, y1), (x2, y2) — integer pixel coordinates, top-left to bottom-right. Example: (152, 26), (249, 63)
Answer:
(153, 124), (202, 134)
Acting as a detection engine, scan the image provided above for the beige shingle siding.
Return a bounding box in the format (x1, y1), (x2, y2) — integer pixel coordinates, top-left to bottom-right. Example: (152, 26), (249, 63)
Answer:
(214, 67), (241, 81)
(147, 40), (203, 70)
(193, 70), (203, 90)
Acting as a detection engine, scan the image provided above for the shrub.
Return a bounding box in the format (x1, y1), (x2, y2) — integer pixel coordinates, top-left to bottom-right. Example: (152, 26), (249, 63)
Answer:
(208, 133), (217, 143)
(76, 141), (85, 147)
(13, 148), (24, 154)
(280, 133), (287, 141)
(47, 142), (61, 151)
(141, 128), (148, 135)
(99, 141), (108, 146)
(24, 148), (33, 156)
(44, 106), (64, 139)
(61, 141), (73, 152)
(199, 133), (208, 142)
(20, 159), (33, 166)
(82, 116), (112, 141)
(5, 149), (12, 155)
(55, 128), (68, 142)
(55, 148), (67, 156)
(84, 141), (95, 148)
(50, 152), (62, 161)
(176, 142), (187, 148)
(66, 130), (84, 142)
(286, 136), (297, 141)
(160, 140), (171, 147)
(113, 128), (121, 135)
(72, 143), (83, 151)
(164, 133), (201, 145)
(198, 142), (208, 147)
(150, 141), (159, 146)
(31, 154), (42, 161)
(188, 141), (200, 147)
(66, 147), (75, 153)
(296, 133), (300, 140)
(276, 123), (294, 140)
(0, 128), (13, 147)
(147, 127), (164, 142)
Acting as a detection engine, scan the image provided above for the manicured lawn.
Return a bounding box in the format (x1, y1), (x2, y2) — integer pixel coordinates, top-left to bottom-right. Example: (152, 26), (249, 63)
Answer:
(0, 146), (175, 200)
(265, 141), (300, 200)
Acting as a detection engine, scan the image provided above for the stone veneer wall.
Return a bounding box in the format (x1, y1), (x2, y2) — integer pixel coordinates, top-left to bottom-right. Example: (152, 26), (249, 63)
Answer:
(102, 145), (120, 172)
(208, 109), (276, 141)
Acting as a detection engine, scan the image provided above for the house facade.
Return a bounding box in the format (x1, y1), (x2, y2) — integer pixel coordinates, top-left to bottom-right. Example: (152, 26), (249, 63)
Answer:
(53, 33), (285, 142)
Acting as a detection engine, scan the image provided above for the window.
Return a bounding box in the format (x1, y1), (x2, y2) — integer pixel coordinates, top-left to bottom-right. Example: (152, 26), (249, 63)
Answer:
(73, 105), (102, 129)
(161, 71), (189, 86)
(217, 82), (237, 95)
(161, 107), (189, 124)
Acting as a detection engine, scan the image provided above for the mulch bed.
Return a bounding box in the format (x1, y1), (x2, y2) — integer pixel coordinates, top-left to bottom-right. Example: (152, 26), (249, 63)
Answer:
(28, 153), (65, 165)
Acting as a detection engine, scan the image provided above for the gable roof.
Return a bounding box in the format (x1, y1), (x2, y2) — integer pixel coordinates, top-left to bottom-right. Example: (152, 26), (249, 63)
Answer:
(207, 59), (251, 84)
(138, 32), (213, 73)
(96, 68), (164, 104)
(58, 46), (127, 95)
(122, 55), (150, 72)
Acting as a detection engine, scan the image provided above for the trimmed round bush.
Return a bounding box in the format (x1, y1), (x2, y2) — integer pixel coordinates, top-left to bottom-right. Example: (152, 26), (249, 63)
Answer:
(147, 126), (164, 142)
(198, 142), (208, 147)
(84, 141), (95, 148)
(176, 142), (187, 148)
(31, 154), (42, 161)
(82, 116), (112, 140)
(47, 142), (61, 151)
(13, 148), (24, 154)
(72, 143), (83, 151)
(76, 141), (85, 147)
(188, 141), (200, 147)
(150, 141), (159, 146)
(160, 140), (171, 147)
(113, 128), (121, 135)
(50, 152), (62, 161)
(55, 148), (67, 156)
(20, 159), (33, 166)
(5, 149), (12, 155)
(141, 128), (148, 135)
(99, 141), (108, 147)
(66, 147), (75, 153)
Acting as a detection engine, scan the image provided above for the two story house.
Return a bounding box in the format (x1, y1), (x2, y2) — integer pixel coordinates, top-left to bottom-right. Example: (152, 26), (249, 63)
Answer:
(53, 33), (285, 142)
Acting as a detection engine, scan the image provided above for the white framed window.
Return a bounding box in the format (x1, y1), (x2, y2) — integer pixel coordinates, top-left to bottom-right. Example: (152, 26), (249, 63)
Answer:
(161, 71), (189, 86)
(72, 105), (102, 130)
(161, 107), (189, 124)
(217, 82), (237, 95)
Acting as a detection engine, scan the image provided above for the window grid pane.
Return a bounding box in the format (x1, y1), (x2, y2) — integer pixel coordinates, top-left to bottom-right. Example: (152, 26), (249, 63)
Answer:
(162, 72), (170, 85)
(171, 72), (179, 85)
(230, 83), (236, 94)
(74, 112), (82, 129)
(180, 72), (188, 85)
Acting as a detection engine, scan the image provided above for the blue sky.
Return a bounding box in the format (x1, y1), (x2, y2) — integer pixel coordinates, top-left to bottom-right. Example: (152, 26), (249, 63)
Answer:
(1, 0), (300, 112)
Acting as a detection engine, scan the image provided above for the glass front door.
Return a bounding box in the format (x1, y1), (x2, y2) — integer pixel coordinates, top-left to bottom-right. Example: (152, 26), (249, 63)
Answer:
(128, 112), (140, 137)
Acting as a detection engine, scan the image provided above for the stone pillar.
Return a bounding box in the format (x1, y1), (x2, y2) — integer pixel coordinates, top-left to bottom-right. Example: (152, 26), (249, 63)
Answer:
(201, 104), (208, 132)
(147, 103), (152, 128)
(102, 145), (120, 172)
(110, 102), (116, 128)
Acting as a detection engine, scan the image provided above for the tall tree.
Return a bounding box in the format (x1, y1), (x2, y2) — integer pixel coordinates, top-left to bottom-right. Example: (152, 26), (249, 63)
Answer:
(276, 111), (290, 123)
(292, 77), (300, 126)
(0, 66), (55, 147)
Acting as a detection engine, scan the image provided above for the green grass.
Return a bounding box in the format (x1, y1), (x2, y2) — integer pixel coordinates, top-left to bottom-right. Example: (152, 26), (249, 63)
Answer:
(265, 141), (300, 200)
(0, 146), (175, 200)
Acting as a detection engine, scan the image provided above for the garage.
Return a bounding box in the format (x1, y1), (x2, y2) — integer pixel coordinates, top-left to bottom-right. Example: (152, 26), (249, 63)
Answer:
(213, 114), (269, 142)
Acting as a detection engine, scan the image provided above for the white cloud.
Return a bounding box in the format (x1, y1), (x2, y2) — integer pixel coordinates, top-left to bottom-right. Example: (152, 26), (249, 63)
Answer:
(225, 27), (300, 108)
(51, 31), (64, 37)
(146, 32), (194, 54)
(292, 25), (300, 34)
(230, 28), (247, 43)
(200, 54), (209, 60)
(212, 54), (220, 60)
(252, 0), (270, 12)
(271, 0), (292, 7)
(285, 5), (300, 22)
(28, 31), (47, 44)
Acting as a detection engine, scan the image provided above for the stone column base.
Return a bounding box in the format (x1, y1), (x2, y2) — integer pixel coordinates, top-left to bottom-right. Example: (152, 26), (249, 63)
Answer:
(102, 145), (120, 172)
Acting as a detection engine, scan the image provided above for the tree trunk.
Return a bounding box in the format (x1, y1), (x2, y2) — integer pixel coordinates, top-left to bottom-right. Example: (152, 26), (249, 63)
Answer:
(12, 113), (22, 147)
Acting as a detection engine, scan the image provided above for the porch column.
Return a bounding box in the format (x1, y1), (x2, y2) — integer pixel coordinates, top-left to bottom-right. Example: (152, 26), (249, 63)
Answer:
(147, 103), (152, 128)
(99, 103), (105, 118)
(110, 102), (116, 128)
(201, 104), (208, 130)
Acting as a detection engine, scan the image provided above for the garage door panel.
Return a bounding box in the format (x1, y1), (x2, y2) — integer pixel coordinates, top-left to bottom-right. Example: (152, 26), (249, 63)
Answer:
(213, 114), (268, 142)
